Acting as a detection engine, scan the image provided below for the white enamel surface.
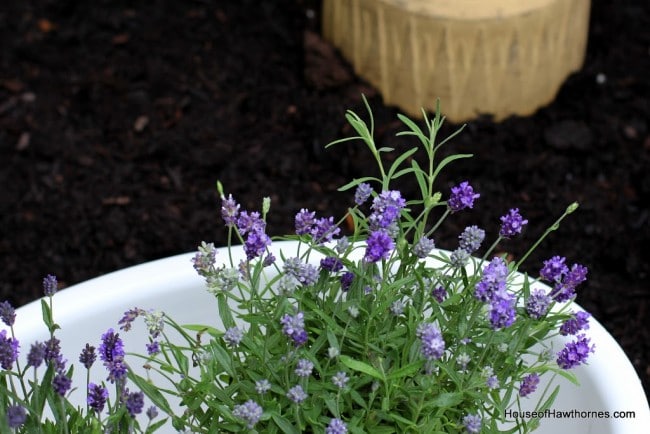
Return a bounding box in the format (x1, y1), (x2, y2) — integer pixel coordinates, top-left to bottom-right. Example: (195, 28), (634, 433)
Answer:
(10, 241), (649, 433)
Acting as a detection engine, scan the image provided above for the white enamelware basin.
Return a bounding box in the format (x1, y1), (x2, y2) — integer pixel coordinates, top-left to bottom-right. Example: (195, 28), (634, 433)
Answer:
(10, 241), (650, 433)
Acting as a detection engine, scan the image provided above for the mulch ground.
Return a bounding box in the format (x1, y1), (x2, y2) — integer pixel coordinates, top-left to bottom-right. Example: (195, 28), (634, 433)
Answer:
(1, 0), (649, 397)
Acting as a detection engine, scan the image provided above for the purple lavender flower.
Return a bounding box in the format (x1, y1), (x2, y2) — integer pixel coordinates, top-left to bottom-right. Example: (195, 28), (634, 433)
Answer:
(499, 208), (528, 238)
(6, 405), (26, 428)
(559, 311), (591, 336)
(320, 257), (343, 272)
(539, 256), (569, 283)
(549, 263), (588, 302)
(417, 323), (445, 360)
(244, 230), (271, 261)
(237, 211), (265, 235)
(53, 372), (72, 396)
(118, 308), (144, 332)
(450, 248), (470, 268)
(221, 194), (240, 226)
(0, 301), (16, 327)
(125, 391), (145, 417)
(486, 375), (499, 390)
(99, 329), (124, 363)
(224, 327), (244, 347)
(519, 373), (540, 397)
(43, 337), (62, 368)
(431, 286), (448, 303)
(475, 257), (508, 302)
(364, 230), (394, 263)
(282, 257), (318, 285)
(462, 414), (482, 434)
(43, 274), (58, 296)
(413, 236), (435, 259)
(332, 371), (349, 389)
(280, 312), (308, 346)
(146, 341), (160, 355)
(295, 358), (314, 377)
(525, 289), (552, 319)
(340, 271), (354, 291)
(326, 418), (348, 434)
(311, 216), (341, 243)
(297, 263), (319, 286)
(27, 342), (45, 369)
(557, 334), (595, 369)
(87, 383), (108, 413)
(295, 209), (316, 235)
(79, 343), (96, 369)
(354, 182), (373, 205)
(263, 253), (276, 267)
(0, 330), (19, 370)
(459, 225), (485, 253)
(448, 181), (480, 212)
(283, 257), (303, 278)
(99, 329), (127, 382)
(489, 290), (516, 330)
(255, 379), (271, 394)
(233, 400), (263, 429)
(286, 385), (308, 404)
(369, 190), (406, 229)
(565, 264), (588, 287)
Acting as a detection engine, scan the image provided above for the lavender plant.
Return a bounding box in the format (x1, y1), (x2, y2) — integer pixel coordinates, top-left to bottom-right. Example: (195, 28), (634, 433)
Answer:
(0, 100), (593, 433)
(0, 276), (164, 433)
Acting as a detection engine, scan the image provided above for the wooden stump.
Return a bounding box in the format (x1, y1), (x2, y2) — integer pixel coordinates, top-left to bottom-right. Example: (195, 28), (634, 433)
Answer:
(322, 0), (591, 122)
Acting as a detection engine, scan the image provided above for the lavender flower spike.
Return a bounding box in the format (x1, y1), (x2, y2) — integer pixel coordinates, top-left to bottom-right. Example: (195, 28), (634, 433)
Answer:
(326, 418), (349, 434)
(463, 414), (482, 434)
(519, 373), (540, 397)
(556, 334), (595, 369)
(52, 372), (72, 396)
(87, 383), (109, 413)
(233, 400), (263, 429)
(0, 301), (16, 327)
(559, 311), (591, 336)
(221, 193), (240, 226)
(525, 289), (552, 319)
(459, 225), (485, 253)
(354, 182), (373, 205)
(413, 236), (435, 259)
(499, 208), (528, 238)
(280, 312), (308, 346)
(79, 343), (96, 369)
(364, 230), (394, 263)
(417, 323), (445, 360)
(98, 328), (127, 382)
(0, 330), (19, 370)
(448, 181), (480, 212)
(43, 274), (58, 296)
(125, 391), (145, 417)
(295, 208), (316, 235)
(6, 405), (26, 429)
(286, 385), (308, 404)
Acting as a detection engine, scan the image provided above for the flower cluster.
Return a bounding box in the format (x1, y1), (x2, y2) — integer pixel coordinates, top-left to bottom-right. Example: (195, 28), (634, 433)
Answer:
(539, 256), (589, 302)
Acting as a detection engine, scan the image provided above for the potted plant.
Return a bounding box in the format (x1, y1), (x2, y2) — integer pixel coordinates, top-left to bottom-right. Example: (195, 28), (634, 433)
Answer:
(2, 100), (648, 433)
(321, 0), (591, 122)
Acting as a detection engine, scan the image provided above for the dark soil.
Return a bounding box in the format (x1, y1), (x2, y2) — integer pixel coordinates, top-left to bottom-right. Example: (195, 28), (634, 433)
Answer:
(1, 1), (649, 397)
